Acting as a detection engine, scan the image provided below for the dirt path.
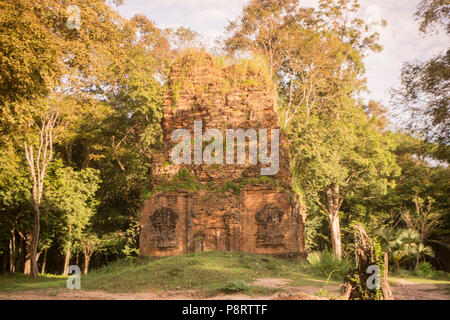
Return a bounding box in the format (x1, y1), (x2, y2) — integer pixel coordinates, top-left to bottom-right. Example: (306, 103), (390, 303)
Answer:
(390, 279), (450, 300)
(0, 278), (448, 300)
(0, 289), (197, 300)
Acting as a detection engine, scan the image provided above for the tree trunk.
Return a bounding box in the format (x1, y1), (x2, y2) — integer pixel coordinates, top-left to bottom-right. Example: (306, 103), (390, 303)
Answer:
(294, 195), (307, 257)
(342, 225), (393, 300)
(330, 213), (342, 260)
(17, 235), (23, 272)
(326, 184), (342, 259)
(382, 252), (393, 298)
(83, 253), (90, 275)
(41, 250), (47, 274)
(30, 203), (40, 278)
(9, 229), (16, 272)
(2, 251), (7, 273)
(24, 111), (59, 279)
(23, 235), (31, 275)
(63, 243), (71, 276)
(63, 225), (72, 276)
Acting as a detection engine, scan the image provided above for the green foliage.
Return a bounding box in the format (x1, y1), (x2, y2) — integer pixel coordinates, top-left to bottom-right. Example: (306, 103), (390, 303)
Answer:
(221, 181), (242, 194)
(393, 50), (449, 144)
(229, 56), (273, 90)
(291, 104), (400, 205)
(304, 215), (327, 251)
(44, 164), (100, 254)
(304, 250), (353, 281)
(220, 280), (249, 293)
(171, 82), (181, 104)
(166, 26), (202, 52)
(154, 169), (204, 194)
(393, 0), (449, 144)
(169, 48), (273, 103)
(414, 262), (436, 278)
(0, 0), (59, 113)
(167, 267), (184, 277)
(314, 288), (336, 299)
(377, 227), (435, 269)
(150, 170), (288, 199)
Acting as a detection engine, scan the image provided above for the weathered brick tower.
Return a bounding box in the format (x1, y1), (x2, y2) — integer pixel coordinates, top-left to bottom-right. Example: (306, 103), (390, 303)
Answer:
(139, 50), (306, 258)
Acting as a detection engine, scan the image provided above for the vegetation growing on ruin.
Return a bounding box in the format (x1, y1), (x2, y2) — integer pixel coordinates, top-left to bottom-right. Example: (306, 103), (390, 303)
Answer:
(147, 169), (292, 199)
(166, 48), (274, 108)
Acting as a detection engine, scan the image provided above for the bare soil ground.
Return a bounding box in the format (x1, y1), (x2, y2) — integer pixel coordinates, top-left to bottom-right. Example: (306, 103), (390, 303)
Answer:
(0, 278), (448, 300)
(389, 279), (450, 300)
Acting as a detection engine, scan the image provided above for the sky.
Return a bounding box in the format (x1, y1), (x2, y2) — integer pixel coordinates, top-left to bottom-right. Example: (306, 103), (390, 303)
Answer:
(116, 0), (448, 111)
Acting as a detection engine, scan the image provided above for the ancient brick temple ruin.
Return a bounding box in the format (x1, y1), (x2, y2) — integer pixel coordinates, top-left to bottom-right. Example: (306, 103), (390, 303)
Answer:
(139, 51), (306, 258)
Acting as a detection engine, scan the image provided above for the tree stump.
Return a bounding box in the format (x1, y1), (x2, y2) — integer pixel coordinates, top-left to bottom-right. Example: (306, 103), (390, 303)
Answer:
(342, 224), (393, 300)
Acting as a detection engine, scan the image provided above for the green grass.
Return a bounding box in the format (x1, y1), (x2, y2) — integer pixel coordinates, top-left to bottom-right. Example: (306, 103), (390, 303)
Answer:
(389, 276), (450, 285)
(0, 251), (334, 297)
(0, 273), (67, 292)
(389, 267), (450, 285)
(81, 251), (307, 296)
(4, 251), (446, 298)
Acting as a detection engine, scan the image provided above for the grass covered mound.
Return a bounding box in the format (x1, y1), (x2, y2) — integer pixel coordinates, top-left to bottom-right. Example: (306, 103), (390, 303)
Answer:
(1, 251), (449, 299)
(0, 251), (337, 296)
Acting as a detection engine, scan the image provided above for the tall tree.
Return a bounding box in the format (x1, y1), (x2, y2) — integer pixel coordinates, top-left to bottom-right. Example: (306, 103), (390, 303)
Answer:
(59, 14), (168, 261)
(77, 232), (102, 274)
(166, 27), (202, 52)
(0, 139), (32, 272)
(401, 194), (443, 245)
(290, 102), (400, 259)
(224, 0), (385, 129)
(393, 0), (449, 145)
(45, 165), (100, 275)
(416, 0), (450, 34)
(0, 0), (132, 277)
(224, 0), (301, 76)
(23, 109), (59, 277)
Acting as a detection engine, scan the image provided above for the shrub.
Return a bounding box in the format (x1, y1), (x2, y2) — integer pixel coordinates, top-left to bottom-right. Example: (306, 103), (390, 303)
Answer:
(167, 267), (184, 277)
(264, 258), (279, 271)
(220, 280), (249, 293)
(304, 250), (353, 281)
(306, 251), (321, 266)
(222, 181), (242, 194)
(314, 288), (335, 299)
(414, 262), (436, 278)
(433, 271), (450, 280)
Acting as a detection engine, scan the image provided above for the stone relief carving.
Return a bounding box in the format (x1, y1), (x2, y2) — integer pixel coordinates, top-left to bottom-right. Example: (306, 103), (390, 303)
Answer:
(193, 231), (205, 252)
(149, 207), (179, 249)
(223, 212), (240, 251)
(255, 204), (285, 247)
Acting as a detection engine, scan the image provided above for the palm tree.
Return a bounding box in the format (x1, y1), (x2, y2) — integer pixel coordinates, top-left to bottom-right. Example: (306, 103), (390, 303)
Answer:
(410, 242), (435, 267)
(377, 228), (426, 269)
